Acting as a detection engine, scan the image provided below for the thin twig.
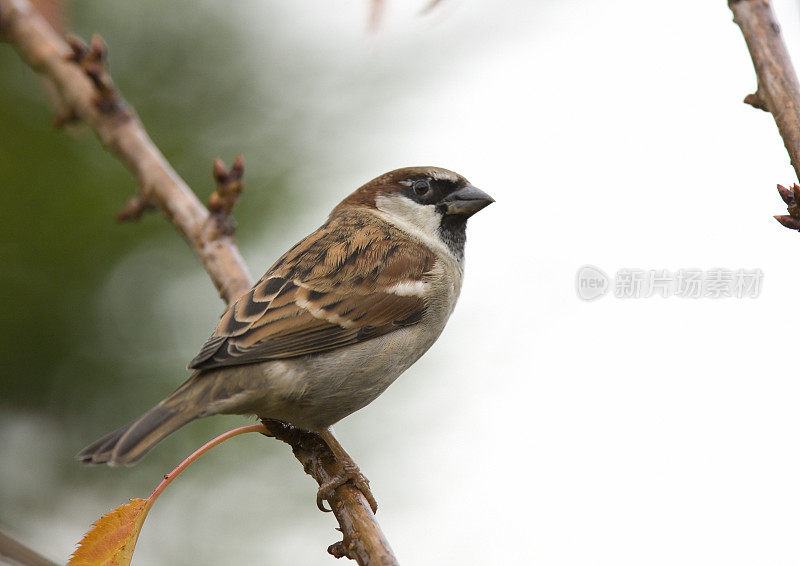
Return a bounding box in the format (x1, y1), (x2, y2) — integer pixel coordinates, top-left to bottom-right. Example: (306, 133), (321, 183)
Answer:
(368, 0), (446, 30)
(728, 0), (800, 230)
(0, 528), (60, 566)
(369, 0), (384, 31)
(148, 424), (268, 504)
(420, 0), (447, 15)
(207, 155), (245, 238)
(0, 0), (397, 562)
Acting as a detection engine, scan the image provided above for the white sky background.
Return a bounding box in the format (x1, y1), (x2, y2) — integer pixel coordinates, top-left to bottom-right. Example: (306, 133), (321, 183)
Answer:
(15, 0), (800, 564)
(242, 1), (800, 564)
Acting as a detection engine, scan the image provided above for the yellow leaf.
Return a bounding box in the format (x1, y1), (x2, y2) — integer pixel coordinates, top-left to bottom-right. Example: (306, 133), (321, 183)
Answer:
(68, 498), (150, 566)
(69, 425), (266, 564)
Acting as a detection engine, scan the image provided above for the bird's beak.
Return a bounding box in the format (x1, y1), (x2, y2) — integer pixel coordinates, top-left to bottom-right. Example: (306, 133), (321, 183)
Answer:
(443, 185), (495, 217)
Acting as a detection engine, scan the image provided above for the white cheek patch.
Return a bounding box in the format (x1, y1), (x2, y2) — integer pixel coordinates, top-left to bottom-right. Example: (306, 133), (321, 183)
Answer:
(386, 280), (430, 297)
(375, 193), (441, 237)
(373, 193), (456, 260)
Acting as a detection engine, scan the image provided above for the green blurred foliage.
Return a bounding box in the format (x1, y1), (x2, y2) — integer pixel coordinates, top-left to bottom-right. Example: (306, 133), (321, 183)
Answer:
(0, 0), (309, 463)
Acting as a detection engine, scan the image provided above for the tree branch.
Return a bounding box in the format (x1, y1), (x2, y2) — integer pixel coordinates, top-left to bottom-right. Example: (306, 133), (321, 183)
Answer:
(0, 0), (398, 563)
(728, 0), (800, 230)
(261, 421), (398, 564)
(0, 0), (252, 303)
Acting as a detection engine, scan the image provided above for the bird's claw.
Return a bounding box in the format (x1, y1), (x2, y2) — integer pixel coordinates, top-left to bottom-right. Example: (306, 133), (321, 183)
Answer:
(316, 465), (378, 514)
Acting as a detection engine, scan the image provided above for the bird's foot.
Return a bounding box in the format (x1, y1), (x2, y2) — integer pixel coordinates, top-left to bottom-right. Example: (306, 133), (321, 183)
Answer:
(316, 461), (378, 514)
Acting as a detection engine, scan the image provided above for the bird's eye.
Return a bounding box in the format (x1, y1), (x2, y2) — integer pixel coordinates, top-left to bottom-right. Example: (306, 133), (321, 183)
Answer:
(412, 180), (430, 196)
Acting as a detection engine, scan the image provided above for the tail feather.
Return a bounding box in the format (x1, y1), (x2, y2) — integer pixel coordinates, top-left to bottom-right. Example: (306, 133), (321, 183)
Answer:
(76, 404), (196, 466)
(76, 423), (129, 464)
(76, 371), (227, 466)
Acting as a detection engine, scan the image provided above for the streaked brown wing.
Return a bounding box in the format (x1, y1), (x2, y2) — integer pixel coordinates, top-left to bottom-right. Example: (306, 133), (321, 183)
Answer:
(188, 213), (435, 370)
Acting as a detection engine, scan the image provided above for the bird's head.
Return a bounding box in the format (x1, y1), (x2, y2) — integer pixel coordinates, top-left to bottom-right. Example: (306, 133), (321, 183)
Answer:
(334, 166), (494, 261)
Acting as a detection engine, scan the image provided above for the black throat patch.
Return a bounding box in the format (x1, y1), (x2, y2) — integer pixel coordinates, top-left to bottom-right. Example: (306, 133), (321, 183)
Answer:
(438, 214), (468, 262)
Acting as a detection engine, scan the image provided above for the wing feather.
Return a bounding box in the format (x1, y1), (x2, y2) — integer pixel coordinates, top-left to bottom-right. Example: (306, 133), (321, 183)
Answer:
(188, 212), (435, 370)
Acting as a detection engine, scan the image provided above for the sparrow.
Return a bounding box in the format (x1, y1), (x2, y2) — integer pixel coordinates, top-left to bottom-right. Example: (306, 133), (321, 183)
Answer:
(77, 166), (493, 511)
